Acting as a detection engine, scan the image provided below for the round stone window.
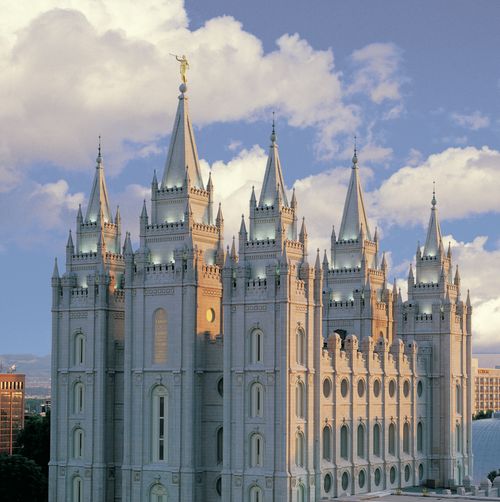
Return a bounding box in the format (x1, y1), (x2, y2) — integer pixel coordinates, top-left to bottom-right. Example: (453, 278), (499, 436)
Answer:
(341, 472), (349, 491)
(206, 308), (216, 323)
(405, 464), (411, 482)
(323, 378), (332, 398)
(357, 379), (365, 398)
(324, 473), (332, 493)
(390, 466), (397, 484)
(389, 379), (396, 398)
(373, 379), (381, 397)
(403, 380), (410, 397)
(359, 470), (366, 488)
(374, 468), (381, 486)
(417, 380), (423, 397)
(340, 378), (349, 398)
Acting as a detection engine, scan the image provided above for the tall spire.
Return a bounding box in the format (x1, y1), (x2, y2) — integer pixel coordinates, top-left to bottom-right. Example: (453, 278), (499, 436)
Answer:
(161, 84), (204, 189)
(85, 136), (112, 223)
(338, 145), (371, 241)
(258, 121), (288, 207)
(423, 183), (443, 257)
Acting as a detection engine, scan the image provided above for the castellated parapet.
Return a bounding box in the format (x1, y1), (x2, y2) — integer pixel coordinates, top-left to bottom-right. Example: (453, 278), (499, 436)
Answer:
(49, 82), (472, 502)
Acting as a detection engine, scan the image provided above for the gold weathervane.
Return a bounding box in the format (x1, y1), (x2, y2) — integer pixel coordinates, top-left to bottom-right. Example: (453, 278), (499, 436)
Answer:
(170, 53), (189, 84)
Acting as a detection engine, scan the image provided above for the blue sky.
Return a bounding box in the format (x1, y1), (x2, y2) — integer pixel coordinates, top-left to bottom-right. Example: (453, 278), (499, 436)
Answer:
(1, 0), (500, 355)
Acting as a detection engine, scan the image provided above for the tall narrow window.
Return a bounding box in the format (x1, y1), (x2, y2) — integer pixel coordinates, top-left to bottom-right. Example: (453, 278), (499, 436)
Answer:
(152, 386), (168, 461)
(357, 424), (365, 458)
(150, 483), (167, 502)
(217, 427), (223, 464)
(74, 382), (84, 414)
(403, 422), (410, 454)
(73, 476), (83, 502)
(296, 432), (305, 467)
(322, 426), (331, 461)
(250, 434), (263, 467)
(340, 425), (349, 459)
(456, 424), (461, 453)
(73, 428), (84, 459)
(417, 422), (423, 452)
(296, 382), (305, 418)
(75, 333), (85, 366)
(456, 384), (461, 414)
(373, 423), (381, 456)
(297, 484), (305, 502)
(296, 329), (305, 365)
(249, 486), (263, 502)
(251, 383), (264, 418)
(153, 309), (167, 364)
(251, 330), (263, 364)
(388, 423), (396, 455)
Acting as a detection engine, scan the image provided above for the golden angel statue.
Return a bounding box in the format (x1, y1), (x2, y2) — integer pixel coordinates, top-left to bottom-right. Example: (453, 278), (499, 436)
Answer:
(171, 54), (190, 84)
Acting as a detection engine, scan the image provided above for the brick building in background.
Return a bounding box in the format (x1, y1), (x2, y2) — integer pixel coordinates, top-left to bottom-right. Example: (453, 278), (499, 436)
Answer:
(0, 372), (25, 454)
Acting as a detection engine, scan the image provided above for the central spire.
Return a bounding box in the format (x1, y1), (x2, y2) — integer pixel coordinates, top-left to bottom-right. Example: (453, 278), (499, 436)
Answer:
(258, 121), (288, 207)
(85, 136), (112, 223)
(338, 147), (371, 241)
(161, 84), (204, 189)
(423, 184), (443, 257)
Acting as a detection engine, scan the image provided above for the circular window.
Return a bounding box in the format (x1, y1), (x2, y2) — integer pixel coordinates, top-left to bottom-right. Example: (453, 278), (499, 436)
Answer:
(418, 463), (424, 481)
(340, 378), (349, 398)
(215, 476), (222, 496)
(390, 466), (396, 484)
(323, 378), (332, 398)
(403, 380), (410, 397)
(359, 470), (366, 488)
(417, 380), (423, 397)
(373, 379), (381, 397)
(341, 472), (349, 491)
(206, 308), (216, 323)
(324, 473), (332, 493)
(389, 379), (396, 398)
(217, 377), (223, 397)
(357, 379), (365, 398)
(374, 468), (381, 486)
(405, 464), (411, 482)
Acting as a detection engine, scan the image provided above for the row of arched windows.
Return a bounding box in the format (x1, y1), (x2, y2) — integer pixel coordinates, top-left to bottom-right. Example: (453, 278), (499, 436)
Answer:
(324, 422), (425, 460)
(249, 328), (306, 365)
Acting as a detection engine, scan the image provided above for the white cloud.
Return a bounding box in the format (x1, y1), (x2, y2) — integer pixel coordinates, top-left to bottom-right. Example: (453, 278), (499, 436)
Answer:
(0, 2), (406, 188)
(452, 110), (490, 130)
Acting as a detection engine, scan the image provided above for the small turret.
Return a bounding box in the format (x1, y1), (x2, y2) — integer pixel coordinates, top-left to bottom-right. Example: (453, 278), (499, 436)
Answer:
(216, 203), (224, 227)
(408, 263), (415, 287)
(381, 252), (388, 274)
(299, 217), (307, 243)
(454, 265), (461, 286)
(77, 204), (83, 224)
(291, 187), (297, 209)
(315, 248), (321, 271)
(66, 230), (74, 266)
(416, 241), (422, 259)
(447, 241), (452, 259)
(123, 231), (133, 258)
(52, 257), (60, 279)
(466, 289), (471, 308)
(151, 169), (158, 190)
(250, 186), (256, 207)
(230, 236), (237, 261)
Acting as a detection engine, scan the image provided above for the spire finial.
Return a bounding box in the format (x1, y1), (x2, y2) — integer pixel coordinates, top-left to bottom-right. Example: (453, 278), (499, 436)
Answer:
(352, 135), (358, 166)
(270, 111), (277, 143)
(97, 135), (102, 164)
(432, 181), (436, 207)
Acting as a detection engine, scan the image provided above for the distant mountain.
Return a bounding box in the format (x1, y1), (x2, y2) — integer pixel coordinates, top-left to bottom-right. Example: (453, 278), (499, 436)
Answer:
(0, 354), (51, 397)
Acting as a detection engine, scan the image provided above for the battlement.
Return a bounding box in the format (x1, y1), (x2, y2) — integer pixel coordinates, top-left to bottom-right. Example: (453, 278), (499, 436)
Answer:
(202, 264), (221, 280)
(72, 252), (124, 263)
(80, 220), (118, 229)
(328, 266), (361, 274)
(192, 222), (219, 235)
(246, 238), (276, 248)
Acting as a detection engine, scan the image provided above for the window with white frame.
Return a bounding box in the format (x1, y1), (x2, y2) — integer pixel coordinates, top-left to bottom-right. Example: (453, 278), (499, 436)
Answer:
(388, 423), (396, 455)
(296, 431), (305, 467)
(403, 422), (410, 454)
(152, 386), (168, 462)
(373, 423), (381, 456)
(296, 329), (305, 365)
(322, 426), (331, 460)
(74, 382), (84, 415)
(250, 330), (263, 364)
(417, 422), (424, 452)
(217, 427), (223, 464)
(357, 424), (365, 458)
(73, 428), (84, 459)
(250, 433), (263, 467)
(296, 382), (305, 418)
(150, 483), (167, 502)
(75, 333), (85, 366)
(73, 476), (83, 502)
(249, 485), (263, 502)
(250, 383), (264, 418)
(153, 309), (167, 364)
(340, 425), (349, 459)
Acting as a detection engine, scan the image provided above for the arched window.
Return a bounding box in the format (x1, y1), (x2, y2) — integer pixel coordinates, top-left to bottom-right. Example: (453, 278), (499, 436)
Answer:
(296, 432), (305, 467)
(296, 329), (305, 365)
(417, 422), (423, 452)
(296, 382), (305, 418)
(388, 423), (396, 455)
(73, 428), (84, 459)
(249, 486), (263, 502)
(150, 483), (167, 502)
(456, 424), (461, 453)
(152, 386), (167, 462)
(153, 309), (167, 364)
(373, 423), (381, 456)
(403, 422), (410, 454)
(75, 333), (85, 366)
(297, 484), (305, 502)
(217, 427), (223, 464)
(250, 330), (263, 364)
(456, 384), (461, 414)
(72, 476), (83, 502)
(322, 426), (331, 461)
(340, 425), (349, 459)
(250, 433), (263, 467)
(74, 382), (84, 414)
(251, 383), (264, 418)
(357, 424), (365, 458)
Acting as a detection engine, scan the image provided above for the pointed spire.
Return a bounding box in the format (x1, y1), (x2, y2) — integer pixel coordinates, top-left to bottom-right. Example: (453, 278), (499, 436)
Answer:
(315, 248), (321, 270)
(184, 199), (193, 224)
(66, 229), (74, 249)
(123, 231), (133, 256)
(216, 203), (224, 226)
(374, 226), (378, 243)
(162, 84), (204, 189)
(258, 123), (288, 207)
(408, 263), (414, 283)
(239, 214), (247, 236)
(416, 241), (422, 259)
(52, 257), (59, 279)
(323, 249), (329, 267)
(381, 252), (388, 273)
(250, 185), (256, 207)
(207, 170), (213, 192)
(331, 225), (336, 243)
(454, 265), (461, 286)
(141, 199), (148, 220)
(230, 236), (237, 260)
(291, 187), (297, 208)
(423, 183), (443, 257)
(466, 289), (471, 307)
(152, 169), (158, 188)
(77, 204), (83, 223)
(299, 217), (307, 241)
(115, 205), (121, 224)
(447, 241), (452, 259)
(392, 277), (397, 296)
(338, 147), (371, 241)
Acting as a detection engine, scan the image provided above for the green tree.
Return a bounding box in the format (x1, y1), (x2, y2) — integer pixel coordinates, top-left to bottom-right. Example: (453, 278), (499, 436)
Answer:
(15, 411), (50, 477)
(0, 454), (47, 502)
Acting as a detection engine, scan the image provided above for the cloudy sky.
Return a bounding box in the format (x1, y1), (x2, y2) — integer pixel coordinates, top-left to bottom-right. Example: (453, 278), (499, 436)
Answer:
(1, 0), (499, 355)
